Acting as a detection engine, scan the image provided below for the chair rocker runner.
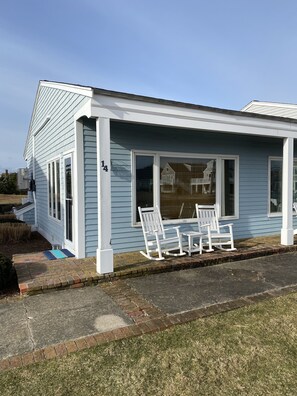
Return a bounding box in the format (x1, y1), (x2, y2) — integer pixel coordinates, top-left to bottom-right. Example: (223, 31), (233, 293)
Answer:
(293, 202), (297, 235)
(138, 206), (186, 260)
(195, 204), (236, 252)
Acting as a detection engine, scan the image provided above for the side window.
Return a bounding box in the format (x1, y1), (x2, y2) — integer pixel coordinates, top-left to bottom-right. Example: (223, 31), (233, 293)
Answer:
(48, 159), (61, 220)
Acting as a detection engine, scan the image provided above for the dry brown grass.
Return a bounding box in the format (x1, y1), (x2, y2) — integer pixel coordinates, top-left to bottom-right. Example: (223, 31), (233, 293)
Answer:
(0, 214), (16, 221)
(0, 194), (27, 205)
(0, 293), (296, 395)
(0, 223), (31, 243)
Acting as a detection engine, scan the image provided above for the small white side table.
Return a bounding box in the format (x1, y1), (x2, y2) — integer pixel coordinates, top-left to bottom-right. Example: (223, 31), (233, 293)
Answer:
(182, 231), (203, 256)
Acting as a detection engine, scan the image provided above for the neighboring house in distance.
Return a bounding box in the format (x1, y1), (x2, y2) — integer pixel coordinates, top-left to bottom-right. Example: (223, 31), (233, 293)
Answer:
(17, 168), (30, 191)
(16, 81), (297, 274)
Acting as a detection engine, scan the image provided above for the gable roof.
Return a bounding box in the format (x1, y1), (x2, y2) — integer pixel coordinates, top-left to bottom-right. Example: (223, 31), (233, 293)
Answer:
(40, 80), (297, 124)
(242, 100), (297, 120)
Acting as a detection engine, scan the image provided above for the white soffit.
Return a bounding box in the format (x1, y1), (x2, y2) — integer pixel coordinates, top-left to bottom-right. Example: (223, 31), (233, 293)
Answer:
(91, 94), (297, 139)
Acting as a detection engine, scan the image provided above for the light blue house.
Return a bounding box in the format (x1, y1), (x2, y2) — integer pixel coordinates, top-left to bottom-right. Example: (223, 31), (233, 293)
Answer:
(18, 81), (297, 273)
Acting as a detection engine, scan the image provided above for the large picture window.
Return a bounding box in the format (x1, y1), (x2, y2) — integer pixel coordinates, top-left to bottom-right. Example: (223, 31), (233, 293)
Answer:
(48, 159), (61, 220)
(269, 157), (297, 214)
(134, 152), (238, 223)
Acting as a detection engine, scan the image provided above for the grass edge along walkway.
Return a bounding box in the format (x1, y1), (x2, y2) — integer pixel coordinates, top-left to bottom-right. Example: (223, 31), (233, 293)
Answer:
(0, 290), (296, 396)
(1, 284), (296, 372)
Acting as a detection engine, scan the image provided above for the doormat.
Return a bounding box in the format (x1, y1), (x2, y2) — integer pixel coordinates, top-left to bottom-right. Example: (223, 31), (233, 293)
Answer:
(43, 249), (75, 260)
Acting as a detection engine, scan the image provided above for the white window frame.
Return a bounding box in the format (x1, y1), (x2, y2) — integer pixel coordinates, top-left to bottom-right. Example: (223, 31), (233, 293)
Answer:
(132, 150), (239, 225)
(47, 157), (61, 221)
(268, 156), (297, 217)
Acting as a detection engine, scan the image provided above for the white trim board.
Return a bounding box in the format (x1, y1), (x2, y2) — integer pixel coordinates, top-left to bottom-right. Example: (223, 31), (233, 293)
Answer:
(91, 95), (297, 139)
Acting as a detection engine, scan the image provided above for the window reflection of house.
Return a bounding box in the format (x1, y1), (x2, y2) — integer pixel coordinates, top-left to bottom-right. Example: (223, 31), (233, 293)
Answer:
(160, 163), (190, 193)
(160, 160), (215, 194)
(189, 160), (215, 194)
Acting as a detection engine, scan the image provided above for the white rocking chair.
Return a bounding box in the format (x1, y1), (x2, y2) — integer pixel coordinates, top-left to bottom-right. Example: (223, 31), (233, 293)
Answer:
(195, 204), (236, 252)
(138, 206), (186, 260)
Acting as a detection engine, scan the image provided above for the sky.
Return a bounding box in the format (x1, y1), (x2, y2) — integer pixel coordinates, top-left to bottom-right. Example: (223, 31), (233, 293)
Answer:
(1, 0), (297, 172)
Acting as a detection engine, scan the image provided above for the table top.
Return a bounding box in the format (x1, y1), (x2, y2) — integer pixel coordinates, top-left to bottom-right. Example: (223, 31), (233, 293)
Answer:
(182, 231), (203, 236)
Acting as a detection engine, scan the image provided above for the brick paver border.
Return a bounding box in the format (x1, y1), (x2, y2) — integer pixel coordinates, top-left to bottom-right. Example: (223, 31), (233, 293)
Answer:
(1, 283), (296, 372)
(15, 244), (297, 296)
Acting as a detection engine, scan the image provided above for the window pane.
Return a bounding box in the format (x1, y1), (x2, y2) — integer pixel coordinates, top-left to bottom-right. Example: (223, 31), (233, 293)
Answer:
(270, 160), (282, 213)
(65, 157), (73, 241)
(222, 159), (235, 216)
(160, 157), (216, 220)
(136, 155), (154, 221)
(65, 158), (72, 199)
(56, 160), (61, 220)
(294, 161), (297, 203)
(48, 163), (52, 215)
(52, 162), (56, 217)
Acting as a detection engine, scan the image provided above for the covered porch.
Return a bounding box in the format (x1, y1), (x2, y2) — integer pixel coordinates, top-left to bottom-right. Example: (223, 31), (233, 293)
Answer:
(73, 91), (297, 274)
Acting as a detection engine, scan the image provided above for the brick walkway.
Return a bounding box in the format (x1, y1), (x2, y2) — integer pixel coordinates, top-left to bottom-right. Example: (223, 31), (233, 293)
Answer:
(13, 236), (297, 296)
(2, 236), (296, 371)
(1, 281), (296, 372)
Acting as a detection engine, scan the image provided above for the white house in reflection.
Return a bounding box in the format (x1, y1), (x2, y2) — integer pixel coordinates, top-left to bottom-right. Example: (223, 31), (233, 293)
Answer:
(160, 161), (215, 194)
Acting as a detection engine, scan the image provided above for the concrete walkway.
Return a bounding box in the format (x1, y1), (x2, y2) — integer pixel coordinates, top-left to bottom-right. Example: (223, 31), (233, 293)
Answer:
(1, 252), (297, 371)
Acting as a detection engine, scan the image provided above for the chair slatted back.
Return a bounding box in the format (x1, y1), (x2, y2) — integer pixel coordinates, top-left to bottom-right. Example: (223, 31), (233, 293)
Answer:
(138, 206), (164, 237)
(196, 204), (219, 232)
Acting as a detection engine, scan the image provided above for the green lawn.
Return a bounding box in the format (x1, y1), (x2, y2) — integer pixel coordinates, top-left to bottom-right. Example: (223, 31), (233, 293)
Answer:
(1, 293), (296, 396)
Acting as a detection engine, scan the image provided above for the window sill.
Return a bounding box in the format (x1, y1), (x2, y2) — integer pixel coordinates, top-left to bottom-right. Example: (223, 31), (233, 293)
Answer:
(268, 212), (297, 218)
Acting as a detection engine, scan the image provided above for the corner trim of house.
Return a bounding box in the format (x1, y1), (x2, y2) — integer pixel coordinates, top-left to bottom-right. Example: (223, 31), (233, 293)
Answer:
(73, 117), (86, 258)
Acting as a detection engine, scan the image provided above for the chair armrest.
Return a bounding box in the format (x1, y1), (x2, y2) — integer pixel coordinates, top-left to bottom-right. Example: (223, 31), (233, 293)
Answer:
(218, 223), (234, 232)
(164, 226), (181, 237)
(199, 223), (211, 228)
(218, 223), (233, 228)
(164, 226), (181, 232)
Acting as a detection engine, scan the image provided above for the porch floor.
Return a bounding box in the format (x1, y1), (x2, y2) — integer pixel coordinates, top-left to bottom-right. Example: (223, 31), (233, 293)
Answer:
(13, 235), (297, 296)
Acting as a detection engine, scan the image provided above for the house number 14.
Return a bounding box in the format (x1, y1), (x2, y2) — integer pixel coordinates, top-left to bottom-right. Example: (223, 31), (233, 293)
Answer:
(101, 161), (108, 172)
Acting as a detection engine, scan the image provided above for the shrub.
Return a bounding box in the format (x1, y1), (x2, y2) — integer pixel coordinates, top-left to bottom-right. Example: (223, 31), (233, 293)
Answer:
(0, 254), (13, 290)
(0, 214), (16, 221)
(0, 223), (31, 243)
(0, 204), (14, 214)
(0, 218), (25, 224)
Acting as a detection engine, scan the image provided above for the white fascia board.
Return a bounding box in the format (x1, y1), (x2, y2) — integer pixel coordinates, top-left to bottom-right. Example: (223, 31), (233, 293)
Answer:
(91, 95), (297, 139)
(241, 101), (257, 111)
(24, 82), (93, 159)
(14, 203), (35, 216)
(40, 81), (93, 98)
(24, 83), (42, 159)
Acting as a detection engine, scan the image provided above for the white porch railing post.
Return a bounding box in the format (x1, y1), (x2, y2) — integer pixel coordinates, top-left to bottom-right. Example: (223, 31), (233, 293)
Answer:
(281, 137), (294, 245)
(96, 117), (114, 273)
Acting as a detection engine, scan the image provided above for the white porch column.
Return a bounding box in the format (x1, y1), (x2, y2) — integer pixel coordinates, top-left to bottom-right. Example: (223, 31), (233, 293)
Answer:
(281, 137), (294, 245)
(96, 117), (114, 273)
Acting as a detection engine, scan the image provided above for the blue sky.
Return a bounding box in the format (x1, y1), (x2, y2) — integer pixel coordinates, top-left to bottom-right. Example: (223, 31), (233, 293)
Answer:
(1, 0), (297, 172)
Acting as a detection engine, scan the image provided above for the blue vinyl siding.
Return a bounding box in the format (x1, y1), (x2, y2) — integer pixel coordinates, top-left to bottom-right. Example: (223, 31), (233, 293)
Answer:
(23, 208), (35, 225)
(83, 118), (98, 257)
(27, 86), (89, 246)
(106, 121), (297, 253)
